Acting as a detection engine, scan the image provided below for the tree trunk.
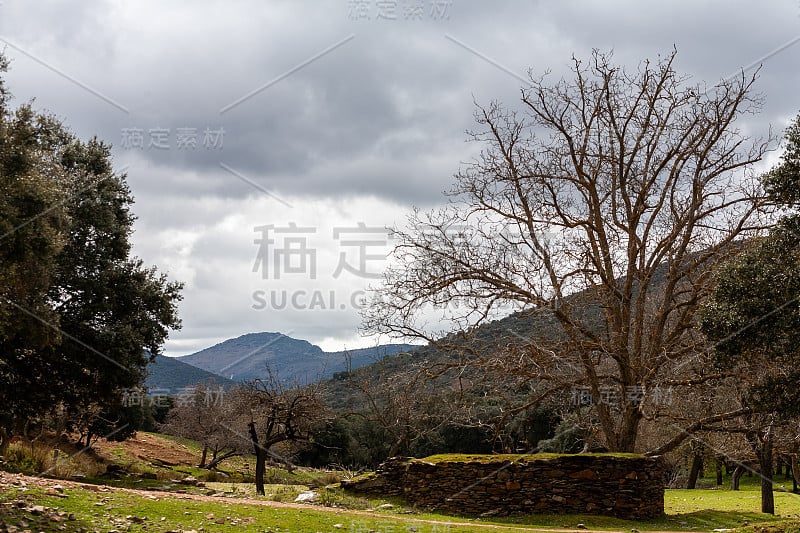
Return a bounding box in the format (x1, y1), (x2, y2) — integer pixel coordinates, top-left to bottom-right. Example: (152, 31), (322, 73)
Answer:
(248, 422), (266, 496)
(759, 435), (775, 514)
(732, 464), (744, 490)
(791, 455), (800, 493)
(716, 457), (724, 486)
(0, 427), (10, 457)
(606, 402), (641, 452)
(687, 451), (704, 489)
(198, 445), (208, 468)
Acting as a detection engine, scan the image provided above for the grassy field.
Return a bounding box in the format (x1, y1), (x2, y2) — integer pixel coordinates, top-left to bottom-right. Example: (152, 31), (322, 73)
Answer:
(5, 433), (800, 533)
(3, 474), (800, 533)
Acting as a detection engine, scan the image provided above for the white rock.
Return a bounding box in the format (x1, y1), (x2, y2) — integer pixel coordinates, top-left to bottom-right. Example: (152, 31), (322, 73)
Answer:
(293, 491), (319, 503)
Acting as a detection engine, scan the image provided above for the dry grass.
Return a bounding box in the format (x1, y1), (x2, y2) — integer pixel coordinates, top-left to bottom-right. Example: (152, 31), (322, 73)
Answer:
(4, 440), (104, 478)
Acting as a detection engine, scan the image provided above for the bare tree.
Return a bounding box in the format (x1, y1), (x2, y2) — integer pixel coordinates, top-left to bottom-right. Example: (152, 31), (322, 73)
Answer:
(364, 49), (773, 452)
(161, 385), (247, 469)
(241, 374), (329, 495)
(347, 358), (453, 458)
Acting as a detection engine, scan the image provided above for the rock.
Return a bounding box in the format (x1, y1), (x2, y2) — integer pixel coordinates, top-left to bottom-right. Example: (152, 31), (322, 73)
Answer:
(29, 505), (45, 515)
(294, 491), (319, 503)
(376, 503), (394, 510)
(179, 476), (200, 486)
(126, 515), (145, 523)
(570, 469), (597, 480)
(576, 524), (587, 529)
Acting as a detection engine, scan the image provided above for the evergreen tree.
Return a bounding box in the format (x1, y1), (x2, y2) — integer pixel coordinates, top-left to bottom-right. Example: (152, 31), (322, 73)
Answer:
(701, 114), (800, 514)
(0, 53), (183, 453)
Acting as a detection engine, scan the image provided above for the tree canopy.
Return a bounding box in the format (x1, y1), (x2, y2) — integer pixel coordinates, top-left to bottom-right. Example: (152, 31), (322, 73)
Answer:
(0, 54), (183, 452)
(700, 114), (800, 513)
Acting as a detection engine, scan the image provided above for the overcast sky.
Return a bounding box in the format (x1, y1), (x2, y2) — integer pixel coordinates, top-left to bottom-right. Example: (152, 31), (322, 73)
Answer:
(1, 1), (798, 355)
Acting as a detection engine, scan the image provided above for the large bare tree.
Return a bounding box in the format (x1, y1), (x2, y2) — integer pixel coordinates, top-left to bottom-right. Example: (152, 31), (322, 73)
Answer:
(364, 50), (773, 452)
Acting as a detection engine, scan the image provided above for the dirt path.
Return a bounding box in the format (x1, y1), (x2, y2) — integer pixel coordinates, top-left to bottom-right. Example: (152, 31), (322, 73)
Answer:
(0, 471), (688, 533)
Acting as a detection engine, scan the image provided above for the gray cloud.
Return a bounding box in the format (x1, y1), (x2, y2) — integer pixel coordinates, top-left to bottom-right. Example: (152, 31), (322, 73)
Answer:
(2, 0), (798, 354)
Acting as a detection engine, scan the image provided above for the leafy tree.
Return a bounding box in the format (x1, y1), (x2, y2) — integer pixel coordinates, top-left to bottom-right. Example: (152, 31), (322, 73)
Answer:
(0, 54), (182, 453)
(537, 415), (584, 454)
(0, 57), (69, 452)
(365, 49), (771, 452)
(701, 114), (800, 514)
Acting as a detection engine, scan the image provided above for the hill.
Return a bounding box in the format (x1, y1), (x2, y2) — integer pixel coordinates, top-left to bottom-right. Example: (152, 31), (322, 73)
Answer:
(177, 332), (417, 383)
(145, 353), (236, 393)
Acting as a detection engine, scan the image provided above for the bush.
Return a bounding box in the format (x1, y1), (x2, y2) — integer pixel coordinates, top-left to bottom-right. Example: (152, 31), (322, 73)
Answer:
(4, 441), (104, 478)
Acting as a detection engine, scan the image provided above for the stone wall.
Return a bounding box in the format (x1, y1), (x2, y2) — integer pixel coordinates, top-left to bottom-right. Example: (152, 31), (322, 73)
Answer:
(342, 454), (664, 519)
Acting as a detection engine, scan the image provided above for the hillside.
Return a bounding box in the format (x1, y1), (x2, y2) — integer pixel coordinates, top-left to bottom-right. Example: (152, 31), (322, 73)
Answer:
(145, 354), (236, 392)
(320, 259), (671, 409)
(178, 332), (417, 383)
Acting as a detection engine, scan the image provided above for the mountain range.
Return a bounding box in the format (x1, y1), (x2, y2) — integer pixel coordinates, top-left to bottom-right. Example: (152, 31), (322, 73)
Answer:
(145, 332), (418, 391)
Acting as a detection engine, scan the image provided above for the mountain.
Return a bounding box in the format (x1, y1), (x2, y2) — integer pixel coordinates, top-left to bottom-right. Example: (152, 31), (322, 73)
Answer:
(145, 354), (236, 393)
(177, 332), (418, 383)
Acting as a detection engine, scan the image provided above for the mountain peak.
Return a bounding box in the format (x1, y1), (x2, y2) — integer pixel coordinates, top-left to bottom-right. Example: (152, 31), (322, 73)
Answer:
(175, 332), (416, 383)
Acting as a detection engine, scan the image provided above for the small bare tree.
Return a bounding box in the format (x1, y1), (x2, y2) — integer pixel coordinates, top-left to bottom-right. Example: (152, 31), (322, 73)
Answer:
(364, 49), (773, 452)
(240, 374), (328, 495)
(162, 384), (247, 469)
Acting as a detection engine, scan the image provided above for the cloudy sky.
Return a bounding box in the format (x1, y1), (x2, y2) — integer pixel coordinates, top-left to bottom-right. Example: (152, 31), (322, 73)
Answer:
(1, 1), (798, 355)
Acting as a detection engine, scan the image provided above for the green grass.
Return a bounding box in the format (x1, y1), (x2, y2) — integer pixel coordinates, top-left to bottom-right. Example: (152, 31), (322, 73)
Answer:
(6, 477), (800, 533)
(6, 434), (800, 533)
(464, 485), (800, 531)
(418, 452), (644, 464)
(0, 484), (539, 533)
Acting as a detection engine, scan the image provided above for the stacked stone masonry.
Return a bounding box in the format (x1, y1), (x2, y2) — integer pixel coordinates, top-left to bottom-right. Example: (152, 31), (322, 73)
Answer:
(343, 454), (664, 519)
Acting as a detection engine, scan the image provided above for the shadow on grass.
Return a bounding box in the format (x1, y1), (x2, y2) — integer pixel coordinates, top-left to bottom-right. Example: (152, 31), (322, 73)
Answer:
(460, 509), (787, 532)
